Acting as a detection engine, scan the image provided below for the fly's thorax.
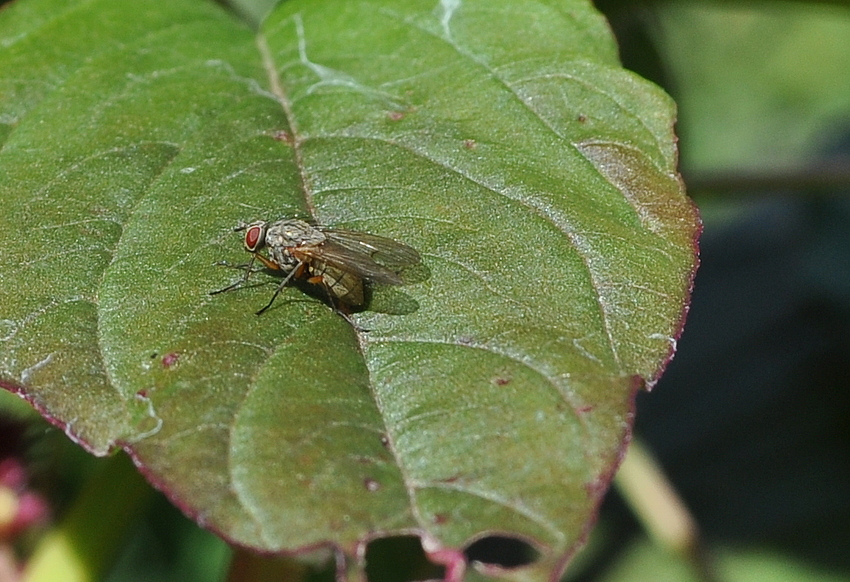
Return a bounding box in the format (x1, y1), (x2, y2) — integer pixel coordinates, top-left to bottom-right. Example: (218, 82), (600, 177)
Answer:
(267, 246), (300, 271)
(265, 219), (326, 248)
(265, 219), (325, 272)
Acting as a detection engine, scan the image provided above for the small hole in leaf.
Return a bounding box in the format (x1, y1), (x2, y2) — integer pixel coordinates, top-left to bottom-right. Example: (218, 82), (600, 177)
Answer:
(365, 536), (443, 582)
(464, 535), (540, 569)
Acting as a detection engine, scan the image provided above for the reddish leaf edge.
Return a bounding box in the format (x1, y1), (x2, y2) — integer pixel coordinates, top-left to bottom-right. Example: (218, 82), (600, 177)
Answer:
(645, 188), (703, 391)
(0, 374), (643, 581)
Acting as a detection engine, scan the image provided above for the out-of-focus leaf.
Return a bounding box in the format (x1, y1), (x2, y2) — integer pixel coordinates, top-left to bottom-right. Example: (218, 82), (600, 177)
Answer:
(0, 0), (698, 576)
(598, 539), (850, 582)
(657, 2), (850, 173)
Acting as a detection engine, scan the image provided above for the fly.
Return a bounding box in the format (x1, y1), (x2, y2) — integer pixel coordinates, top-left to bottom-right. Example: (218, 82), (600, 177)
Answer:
(211, 218), (421, 315)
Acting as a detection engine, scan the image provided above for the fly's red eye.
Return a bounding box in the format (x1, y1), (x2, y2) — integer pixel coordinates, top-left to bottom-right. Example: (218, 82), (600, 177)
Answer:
(244, 225), (263, 251)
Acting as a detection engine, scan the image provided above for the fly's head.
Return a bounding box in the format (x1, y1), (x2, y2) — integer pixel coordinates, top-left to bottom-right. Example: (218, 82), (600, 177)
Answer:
(241, 221), (268, 253)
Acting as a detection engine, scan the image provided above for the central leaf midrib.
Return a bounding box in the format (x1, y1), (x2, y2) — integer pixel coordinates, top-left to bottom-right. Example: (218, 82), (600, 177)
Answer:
(256, 32), (316, 219)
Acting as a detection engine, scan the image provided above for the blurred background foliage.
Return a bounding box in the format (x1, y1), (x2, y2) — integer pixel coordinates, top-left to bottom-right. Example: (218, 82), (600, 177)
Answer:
(1, 1), (849, 581)
(587, 1), (850, 581)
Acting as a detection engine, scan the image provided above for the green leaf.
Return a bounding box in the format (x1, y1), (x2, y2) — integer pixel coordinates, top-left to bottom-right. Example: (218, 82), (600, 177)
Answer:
(657, 2), (850, 174)
(0, 0), (698, 576)
(597, 539), (850, 582)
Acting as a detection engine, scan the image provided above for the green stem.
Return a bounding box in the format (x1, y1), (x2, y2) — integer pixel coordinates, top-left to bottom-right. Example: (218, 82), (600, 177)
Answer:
(615, 438), (719, 582)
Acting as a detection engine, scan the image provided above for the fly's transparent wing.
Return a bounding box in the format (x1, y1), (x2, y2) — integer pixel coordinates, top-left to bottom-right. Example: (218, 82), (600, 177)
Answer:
(294, 240), (406, 285)
(321, 229), (421, 270)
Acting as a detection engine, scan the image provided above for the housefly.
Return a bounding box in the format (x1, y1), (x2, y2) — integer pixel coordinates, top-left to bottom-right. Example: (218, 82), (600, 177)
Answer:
(211, 218), (421, 314)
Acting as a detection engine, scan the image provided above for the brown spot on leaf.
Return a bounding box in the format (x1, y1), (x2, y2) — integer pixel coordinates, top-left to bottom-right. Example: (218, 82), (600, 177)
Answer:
(161, 352), (179, 368)
(271, 130), (293, 145)
(575, 141), (695, 238)
(436, 474), (461, 484)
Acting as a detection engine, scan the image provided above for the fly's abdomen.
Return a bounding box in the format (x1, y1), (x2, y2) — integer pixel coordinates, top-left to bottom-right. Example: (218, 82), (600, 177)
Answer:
(309, 260), (365, 306)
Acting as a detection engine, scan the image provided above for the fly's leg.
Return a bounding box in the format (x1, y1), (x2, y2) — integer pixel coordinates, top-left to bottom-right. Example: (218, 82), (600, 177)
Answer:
(305, 273), (367, 330)
(213, 261), (262, 272)
(211, 253), (282, 296)
(335, 305), (362, 329)
(304, 270), (343, 311)
(255, 261), (304, 315)
(210, 255), (259, 295)
(328, 295), (366, 331)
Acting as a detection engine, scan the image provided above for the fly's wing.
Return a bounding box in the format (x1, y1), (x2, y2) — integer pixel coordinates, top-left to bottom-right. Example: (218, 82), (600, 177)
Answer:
(294, 239), (406, 285)
(321, 229), (421, 270)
